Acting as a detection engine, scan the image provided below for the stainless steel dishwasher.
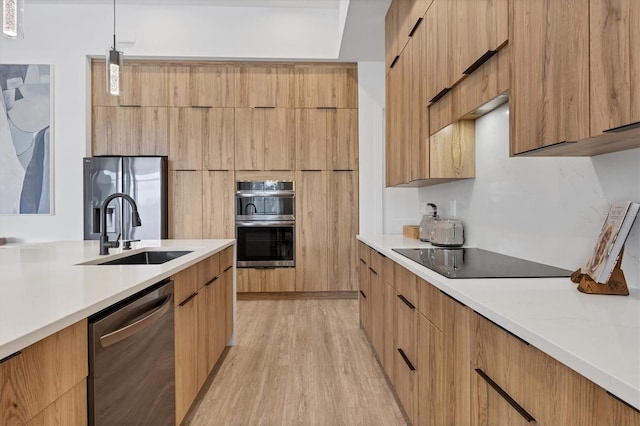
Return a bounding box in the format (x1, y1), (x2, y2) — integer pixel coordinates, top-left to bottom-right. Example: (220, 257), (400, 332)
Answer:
(88, 280), (175, 425)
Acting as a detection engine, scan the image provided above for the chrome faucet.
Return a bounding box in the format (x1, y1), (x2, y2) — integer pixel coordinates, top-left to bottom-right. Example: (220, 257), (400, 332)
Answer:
(100, 193), (142, 255)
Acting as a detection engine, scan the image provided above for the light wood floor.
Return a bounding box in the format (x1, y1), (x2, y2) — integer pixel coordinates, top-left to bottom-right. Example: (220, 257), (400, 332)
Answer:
(186, 299), (407, 426)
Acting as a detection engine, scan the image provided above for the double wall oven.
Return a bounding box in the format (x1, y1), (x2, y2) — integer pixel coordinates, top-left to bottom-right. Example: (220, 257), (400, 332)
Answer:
(235, 181), (295, 268)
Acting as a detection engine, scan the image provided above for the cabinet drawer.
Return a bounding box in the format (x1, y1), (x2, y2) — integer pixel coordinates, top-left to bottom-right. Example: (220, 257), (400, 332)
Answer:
(369, 248), (383, 275)
(418, 277), (442, 330)
(220, 246), (234, 270)
(0, 320), (88, 425)
(395, 266), (419, 310)
(24, 380), (87, 426)
(358, 241), (370, 265)
(173, 263), (200, 306)
(198, 253), (220, 287)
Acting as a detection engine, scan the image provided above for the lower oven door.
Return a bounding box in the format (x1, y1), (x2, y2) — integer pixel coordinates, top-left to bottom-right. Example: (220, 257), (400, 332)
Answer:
(236, 221), (295, 267)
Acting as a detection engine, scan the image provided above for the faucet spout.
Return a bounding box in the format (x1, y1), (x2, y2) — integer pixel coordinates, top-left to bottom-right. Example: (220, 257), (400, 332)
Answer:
(100, 192), (142, 255)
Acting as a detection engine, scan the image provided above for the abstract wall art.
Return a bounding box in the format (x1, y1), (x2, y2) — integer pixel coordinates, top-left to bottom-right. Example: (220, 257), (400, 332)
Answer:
(0, 64), (53, 214)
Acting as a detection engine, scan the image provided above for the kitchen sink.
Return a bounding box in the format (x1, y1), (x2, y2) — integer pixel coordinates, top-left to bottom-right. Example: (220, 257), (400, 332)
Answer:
(86, 250), (193, 265)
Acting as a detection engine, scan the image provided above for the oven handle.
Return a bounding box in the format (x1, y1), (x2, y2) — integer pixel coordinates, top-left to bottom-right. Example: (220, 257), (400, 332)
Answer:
(235, 190), (295, 198)
(236, 221), (296, 227)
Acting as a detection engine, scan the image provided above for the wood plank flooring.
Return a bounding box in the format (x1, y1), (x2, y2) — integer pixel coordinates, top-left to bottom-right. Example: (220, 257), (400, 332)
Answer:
(186, 299), (407, 426)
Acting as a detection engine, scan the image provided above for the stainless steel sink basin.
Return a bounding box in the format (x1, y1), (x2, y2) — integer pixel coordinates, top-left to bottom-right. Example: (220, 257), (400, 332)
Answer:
(88, 250), (193, 265)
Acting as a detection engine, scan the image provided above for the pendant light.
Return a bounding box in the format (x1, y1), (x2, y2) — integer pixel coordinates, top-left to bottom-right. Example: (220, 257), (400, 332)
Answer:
(2, 0), (24, 39)
(106, 0), (123, 96)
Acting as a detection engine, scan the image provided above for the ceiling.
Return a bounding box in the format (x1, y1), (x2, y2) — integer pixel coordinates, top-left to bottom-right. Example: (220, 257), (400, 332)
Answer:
(27, 0), (391, 61)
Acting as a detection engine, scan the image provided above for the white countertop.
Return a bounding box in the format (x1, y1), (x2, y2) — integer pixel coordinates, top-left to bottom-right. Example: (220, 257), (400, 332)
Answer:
(0, 239), (234, 360)
(358, 234), (640, 410)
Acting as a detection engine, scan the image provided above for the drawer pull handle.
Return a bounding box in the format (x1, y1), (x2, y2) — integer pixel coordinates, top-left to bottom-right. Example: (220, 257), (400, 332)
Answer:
(389, 55), (400, 69)
(224, 265), (233, 272)
(603, 121), (640, 133)
(397, 294), (415, 310)
(178, 292), (198, 307)
(368, 266), (378, 275)
(408, 17), (423, 37)
(475, 369), (535, 422)
(397, 348), (415, 371)
(0, 351), (21, 364)
(429, 87), (450, 103)
(360, 258), (366, 265)
(463, 49), (497, 75)
(360, 290), (367, 299)
(204, 276), (219, 286)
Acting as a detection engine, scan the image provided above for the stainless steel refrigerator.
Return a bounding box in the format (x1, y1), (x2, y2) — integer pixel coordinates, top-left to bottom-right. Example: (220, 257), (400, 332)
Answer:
(83, 156), (168, 241)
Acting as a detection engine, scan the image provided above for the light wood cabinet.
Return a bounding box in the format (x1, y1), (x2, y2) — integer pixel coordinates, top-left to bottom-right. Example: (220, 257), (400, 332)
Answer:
(368, 249), (385, 361)
(295, 171), (328, 291)
(169, 170), (203, 239)
(358, 245), (372, 336)
(120, 64), (169, 107)
(393, 265), (419, 424)
(417, 312), (445, 426)
(202, 170), (235, 239)
(0, 320), (87, 425)
(236, 267), (295, 292)
(383, 277), (397, 384)
(385, 0), (400, 71)
(174, 252), (234, 425)
(510, 0), (590, 155)
(385, 56), (406, 186)
(330, 109), (359, 171)
(236, 108), (295, 171)
(236, 65), (295, 108)
(294, 65), (358, 108)
(169, 107), (235, 171)
(425, 0), (452, 104)
(429, 120), (475, 179)
(327, 171), (358, 291)
(92, 107), (169, 156)
(168, 64), (236, 107)
(295, 108), (331, 170)
(91, 61), (119, 107)
(590, 0), (640, 136)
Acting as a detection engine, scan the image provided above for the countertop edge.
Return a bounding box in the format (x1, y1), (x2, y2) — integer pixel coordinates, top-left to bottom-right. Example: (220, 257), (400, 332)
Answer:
(0, 240), (235, 361)
(357, 234), (640, 411)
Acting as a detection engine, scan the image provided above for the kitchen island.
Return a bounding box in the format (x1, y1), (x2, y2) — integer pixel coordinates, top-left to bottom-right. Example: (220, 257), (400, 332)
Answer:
(358, 234), (640, 415)
(0, 239), (235, 360)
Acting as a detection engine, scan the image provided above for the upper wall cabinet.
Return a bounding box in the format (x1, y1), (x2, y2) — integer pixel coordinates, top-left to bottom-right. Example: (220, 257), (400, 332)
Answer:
(168, 64), (236, 107)
(511, 0), (640, 156)
(120, 64), (169, 107)
(92, 107), (169, 156)
(294, 65), (358, 108)
(385, 0), (433, 72)
(236, 65), (295, 108)
(589, 0), (640, 136)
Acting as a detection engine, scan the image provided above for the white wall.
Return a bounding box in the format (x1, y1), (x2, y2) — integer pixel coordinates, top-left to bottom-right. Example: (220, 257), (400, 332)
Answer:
(0, 2), (348, 241)
(417, 104), (640, 287)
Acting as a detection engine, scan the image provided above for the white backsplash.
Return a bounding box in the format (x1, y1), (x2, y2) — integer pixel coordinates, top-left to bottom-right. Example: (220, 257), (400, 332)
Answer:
(418, 103), (640, 287)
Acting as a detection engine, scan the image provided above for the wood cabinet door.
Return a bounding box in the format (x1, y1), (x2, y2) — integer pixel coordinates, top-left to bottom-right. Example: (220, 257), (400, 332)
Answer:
(327, 171), (358, 291)
(264, 109), (296, 171)
(92, 107), (134, 156)
(425, 0), (452, 103)
(417, 278), (442, 330)
(203, 108), (235, 171)
(369, 253), (385, 361)
(167, 66), (191, 107)
(194, 289), (209, 391)
(24, 380), (87, 426)
(417, 313), (445, 426)
(236, 66), (277, 107)
(133, 107), (169, 156)
(202, 171), (235, 239)
(223, 264), (234, 342)
(174, 293), (199, 425)
(358, 252), (371, 335)
(169, 108), (205, 170)
(294, 66), (357, 108)
(191, 65), (236, 107)
(120, 64), (168, 107)
(172, 262), (200, 308)
(510, 0), (590, 155)
(0, 320), (87, 425)
(295, 171), (328, 291)
(295, 109), (329, 170)
(385, 62), (405, 186)
(91, 61), (119, 107)
(329, 109), (359, 171)
(456, 0), (508, 78)
(385, 0), (399, 71)
(441, 294), (471, 426)
(590, 0), (640, 135)
(234, 108), (264, 170)
(406, 17), (429, 182)
(394, 266), (419, 424)
(169, 171), (203, 239)
(430, 120), (475, 179)
(383, 281), (397, 384)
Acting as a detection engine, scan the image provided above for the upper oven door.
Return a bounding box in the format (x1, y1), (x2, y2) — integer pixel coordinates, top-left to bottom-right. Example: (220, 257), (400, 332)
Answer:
(235, 181), (295, 221)
(236, 222), (295, 267)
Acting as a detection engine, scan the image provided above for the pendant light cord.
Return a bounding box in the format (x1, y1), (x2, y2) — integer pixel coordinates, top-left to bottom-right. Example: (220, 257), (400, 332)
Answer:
(112, 0), (116, 49)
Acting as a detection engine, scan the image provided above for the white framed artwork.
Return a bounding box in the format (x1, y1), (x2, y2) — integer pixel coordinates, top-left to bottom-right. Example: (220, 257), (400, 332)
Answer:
(0, 64), (53, 214)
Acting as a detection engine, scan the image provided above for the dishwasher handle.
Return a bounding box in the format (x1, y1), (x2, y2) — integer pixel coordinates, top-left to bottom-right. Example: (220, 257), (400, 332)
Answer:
(100, 293), (173, 348)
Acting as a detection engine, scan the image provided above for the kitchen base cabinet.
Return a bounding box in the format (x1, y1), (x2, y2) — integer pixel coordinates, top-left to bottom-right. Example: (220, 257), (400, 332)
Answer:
(0, 320), (88, 426)
(418, 312), (444, 426)
(237, 267), (295, 292)
(173, 250), (235, 425)
(24, 380), (87, 426)
(358, 246), (372, 337)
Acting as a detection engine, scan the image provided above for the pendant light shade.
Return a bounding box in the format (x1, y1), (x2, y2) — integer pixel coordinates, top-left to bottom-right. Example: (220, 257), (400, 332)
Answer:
(2, 0), (24, 39)
(106, 0), (123, 96)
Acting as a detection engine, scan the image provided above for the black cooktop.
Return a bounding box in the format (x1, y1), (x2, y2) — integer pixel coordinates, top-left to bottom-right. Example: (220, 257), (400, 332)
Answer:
(392, 248), (573, 279)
